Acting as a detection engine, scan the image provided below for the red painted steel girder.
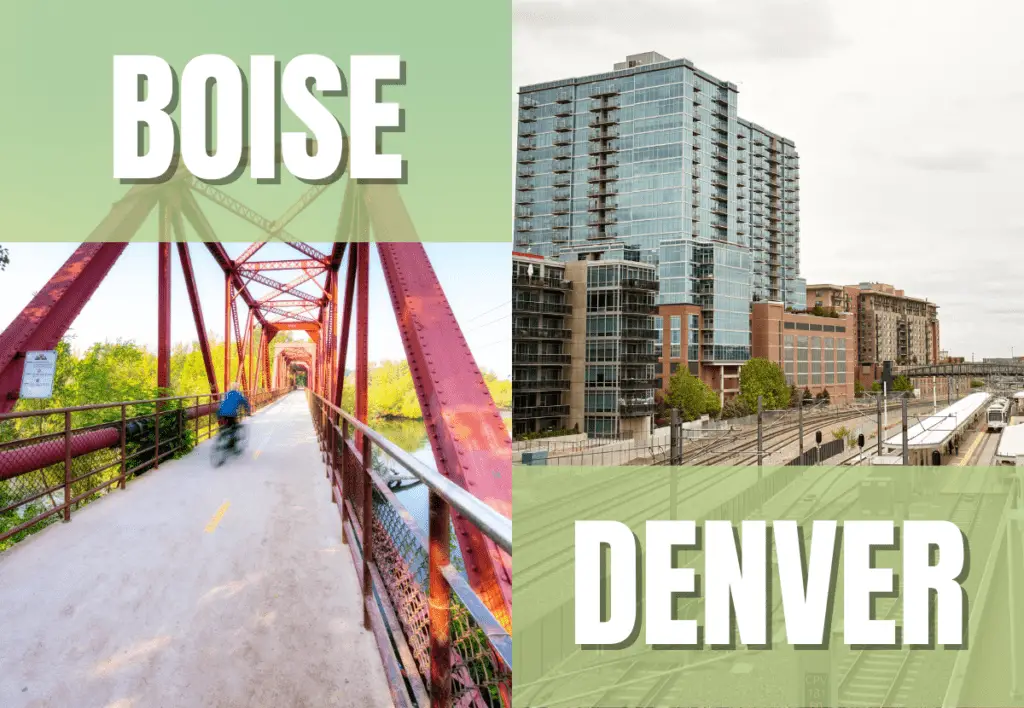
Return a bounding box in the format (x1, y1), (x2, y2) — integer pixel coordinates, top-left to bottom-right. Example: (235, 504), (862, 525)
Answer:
(257, 300), (315, 309)
(238, 260), (326, 272)
(185, 179), (330, 263)
(262, 305), (317, 323)
(0, 186), (161, 413)
(256, 270), (322, 304)
(235, 242), (266, 265)
(243, 270), (322, 304)
(176, 241), (219, 394)
(0, 402), (218, 481)
(376, 240), (513, 631)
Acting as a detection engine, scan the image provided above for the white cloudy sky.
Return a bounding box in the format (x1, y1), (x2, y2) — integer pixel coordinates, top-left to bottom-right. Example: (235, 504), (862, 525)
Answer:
(514, 0), (1024, 360)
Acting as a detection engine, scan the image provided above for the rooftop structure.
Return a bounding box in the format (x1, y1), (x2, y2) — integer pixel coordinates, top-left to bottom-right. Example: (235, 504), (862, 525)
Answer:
(884, 392), (991, 450)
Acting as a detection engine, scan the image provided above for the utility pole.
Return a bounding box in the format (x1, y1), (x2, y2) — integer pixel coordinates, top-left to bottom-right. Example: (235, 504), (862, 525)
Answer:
(883, 380), (888, 432)
(877, 393), (883, 457)
(901, 395), (909, 466)
(757, 395), (763, 477)
(798, 396), (804, 459)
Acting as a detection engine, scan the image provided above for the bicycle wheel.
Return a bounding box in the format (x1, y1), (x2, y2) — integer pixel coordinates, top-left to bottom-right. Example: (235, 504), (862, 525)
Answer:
(233, 425), (248, 455)
(211, 434), (227, 467)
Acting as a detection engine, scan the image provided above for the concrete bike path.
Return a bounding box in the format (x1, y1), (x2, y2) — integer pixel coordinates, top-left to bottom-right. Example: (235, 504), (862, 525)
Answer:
(0, 392), (393, 708)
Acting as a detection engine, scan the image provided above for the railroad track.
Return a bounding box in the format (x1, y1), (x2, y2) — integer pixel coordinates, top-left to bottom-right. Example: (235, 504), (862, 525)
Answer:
(585, 464), (865, 708)
(836, 492), (985, 707)
(691, 402), (934, 467)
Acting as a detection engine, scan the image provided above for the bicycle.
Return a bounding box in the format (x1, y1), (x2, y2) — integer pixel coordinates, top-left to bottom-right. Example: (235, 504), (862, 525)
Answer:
(211, 415), (248, 467)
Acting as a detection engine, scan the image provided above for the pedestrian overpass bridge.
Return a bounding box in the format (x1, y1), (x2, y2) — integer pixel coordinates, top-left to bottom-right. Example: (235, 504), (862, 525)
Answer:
(0, 390), (511, 708)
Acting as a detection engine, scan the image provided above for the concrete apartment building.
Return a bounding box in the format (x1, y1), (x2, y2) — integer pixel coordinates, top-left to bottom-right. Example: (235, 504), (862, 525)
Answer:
(514, 51), (804, 405)
(807, 283), (940, 387)
(512, 253), (572, 437)
(513, 250), (658, 439)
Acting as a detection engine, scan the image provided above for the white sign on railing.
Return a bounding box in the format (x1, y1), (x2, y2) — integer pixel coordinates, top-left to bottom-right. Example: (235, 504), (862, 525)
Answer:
(20, 350), (57, 399)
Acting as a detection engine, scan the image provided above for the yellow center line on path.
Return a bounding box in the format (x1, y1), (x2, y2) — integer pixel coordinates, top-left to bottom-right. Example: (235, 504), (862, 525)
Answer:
(205, 501), (231, 533)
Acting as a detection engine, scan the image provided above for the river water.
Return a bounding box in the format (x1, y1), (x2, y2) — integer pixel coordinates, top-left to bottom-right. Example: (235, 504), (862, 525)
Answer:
(372, 414), (512, 532)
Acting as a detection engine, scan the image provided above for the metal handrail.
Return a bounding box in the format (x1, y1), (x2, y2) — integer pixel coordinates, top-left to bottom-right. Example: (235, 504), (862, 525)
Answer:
(312, 392), (511, 554)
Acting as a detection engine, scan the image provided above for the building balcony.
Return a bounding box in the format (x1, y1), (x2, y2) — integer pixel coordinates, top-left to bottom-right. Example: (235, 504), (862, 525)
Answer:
(587, 182), (619, 197)
(620, 351), (658, 363)
(513, 326), (572, 340)
(620, 278), (658, 292)
(518, 137), (536, 151)
(512, 275), (572, 291)
(512, 351), (571, 365)
(518, 108), (537, 123)
(588, 213), (618, 227)
(553, 174), (572, 187)
(553, 117), (574, 132)
(513, 300), (572, 315)
(618, 378), (656, 391)
(554, 104), (573, 118)
(553, 134), (572, 147)
(552, 163), (571, 174)
(513, 379), (571, 392)
(589, 154), (619, 169)
(588, 198), (619, 211)
(588, 225), (621, 240)
(514, 193), (533, 205)
(516, 377), (573, 393)
(590, 96), (621, 112)
(513, 404), (570, 420)
(515, 206), (533, 218)
(619, 401), (657, 417)
(554, 91), (573, 103)
(551, 204), (570, 216)
(552, 188), (571, 201)
(518, 125), (537, 137)
(516, 166), (534, 179)
(590, 142), (619, 155)
(516, 153), (537, 165)
(619, 328), (659, 340)
(554, 146), (573, 160)
(588, 113), (619, 128)
(587, 169), (619, 184)
(589, 126), (621, 141)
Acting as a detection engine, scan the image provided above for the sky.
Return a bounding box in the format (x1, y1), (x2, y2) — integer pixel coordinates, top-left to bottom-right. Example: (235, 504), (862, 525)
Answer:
(514, 0), (1024, 360)
(0, 240), (512, 379)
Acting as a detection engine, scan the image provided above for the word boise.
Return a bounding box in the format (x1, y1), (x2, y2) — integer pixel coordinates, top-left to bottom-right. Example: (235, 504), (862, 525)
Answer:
(576, 519), (967, 647)
(113, 54), (402, 181)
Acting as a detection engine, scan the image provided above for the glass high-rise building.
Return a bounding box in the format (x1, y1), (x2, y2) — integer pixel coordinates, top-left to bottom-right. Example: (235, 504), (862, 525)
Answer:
(514, 51), (805, 375)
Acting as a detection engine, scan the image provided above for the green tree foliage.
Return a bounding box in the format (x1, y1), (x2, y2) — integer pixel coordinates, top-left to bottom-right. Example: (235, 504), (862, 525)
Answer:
(720, 398), (752, 420)
(0, 244), (9, 271)
(665, 368), (720, 422)
(893, 375), (914, 392)
(738, 358), (789, 411)
(789, 384), (801, 408)
(337, 362), (510, 419)
(871, 381), (883, 393)
(970, 379), (984, 388)
(854, 380), (865, 398)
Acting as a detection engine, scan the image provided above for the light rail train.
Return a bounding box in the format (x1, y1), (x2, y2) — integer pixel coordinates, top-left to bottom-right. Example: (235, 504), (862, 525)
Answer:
(987, 397), (1011, 432)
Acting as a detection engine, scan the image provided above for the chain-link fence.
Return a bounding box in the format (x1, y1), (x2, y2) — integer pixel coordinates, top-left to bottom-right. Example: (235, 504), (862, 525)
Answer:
(0, 388), (292, 549)
(309, 392), (512, 708)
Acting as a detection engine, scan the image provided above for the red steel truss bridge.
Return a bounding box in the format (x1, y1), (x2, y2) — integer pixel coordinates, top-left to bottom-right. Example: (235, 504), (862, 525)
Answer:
(0, 174), (511, 708)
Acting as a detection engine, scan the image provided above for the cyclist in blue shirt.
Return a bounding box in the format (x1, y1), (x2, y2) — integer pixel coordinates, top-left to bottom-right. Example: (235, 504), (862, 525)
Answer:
(217, 383), (251, 450)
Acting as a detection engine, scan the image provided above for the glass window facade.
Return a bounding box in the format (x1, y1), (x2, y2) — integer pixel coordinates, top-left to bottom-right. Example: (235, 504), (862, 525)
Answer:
(515, 56), (802, 382)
